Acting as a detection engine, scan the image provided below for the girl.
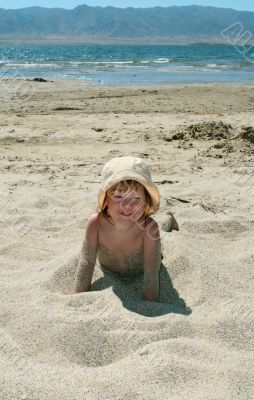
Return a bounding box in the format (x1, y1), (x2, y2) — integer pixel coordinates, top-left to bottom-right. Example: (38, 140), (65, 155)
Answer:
(74, 156), (161, 302)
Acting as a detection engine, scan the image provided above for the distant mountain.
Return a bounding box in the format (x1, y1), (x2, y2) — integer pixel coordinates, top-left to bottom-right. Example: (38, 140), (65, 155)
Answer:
(0, 4), (254, 43)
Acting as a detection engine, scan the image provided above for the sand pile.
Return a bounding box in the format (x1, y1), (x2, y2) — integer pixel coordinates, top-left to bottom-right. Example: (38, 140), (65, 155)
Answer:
(240, 126), (254, 144)
(161, 121), (254, 158)
(161, 121), (235, 141)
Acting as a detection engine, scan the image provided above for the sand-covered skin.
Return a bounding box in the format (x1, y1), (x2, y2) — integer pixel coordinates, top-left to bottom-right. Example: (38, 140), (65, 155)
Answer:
(0, 79), (253, 400)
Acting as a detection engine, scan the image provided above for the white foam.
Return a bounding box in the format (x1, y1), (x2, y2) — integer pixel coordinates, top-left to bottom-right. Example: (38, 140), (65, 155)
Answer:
(5, 62), (56, 68)
(154, 58), (172, 63)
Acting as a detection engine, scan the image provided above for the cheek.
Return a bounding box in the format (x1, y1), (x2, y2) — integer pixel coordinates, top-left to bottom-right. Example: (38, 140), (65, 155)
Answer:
(107, 199), (118, 210)
(133, 201), (146, 212)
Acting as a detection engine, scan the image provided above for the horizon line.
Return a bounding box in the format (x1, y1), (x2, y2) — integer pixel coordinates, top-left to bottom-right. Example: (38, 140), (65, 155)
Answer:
(0, 4), (253, 13)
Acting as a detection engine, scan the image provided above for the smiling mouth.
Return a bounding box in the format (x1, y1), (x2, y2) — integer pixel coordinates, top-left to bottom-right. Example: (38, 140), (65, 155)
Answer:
(121, 212), (132, 216)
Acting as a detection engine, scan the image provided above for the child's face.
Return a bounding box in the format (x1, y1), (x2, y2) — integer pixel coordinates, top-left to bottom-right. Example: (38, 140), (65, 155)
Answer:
(105, 185), (146, 226)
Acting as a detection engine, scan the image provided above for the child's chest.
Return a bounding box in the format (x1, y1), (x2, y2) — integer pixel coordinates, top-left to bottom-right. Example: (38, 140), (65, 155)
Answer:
(97, 222), (144, 273)
(98, 223), (143, 253)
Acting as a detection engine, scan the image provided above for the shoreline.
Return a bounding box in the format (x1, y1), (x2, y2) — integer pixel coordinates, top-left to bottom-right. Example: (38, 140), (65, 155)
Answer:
(2, 72), (254, 87)
(1, 79), (254, 115)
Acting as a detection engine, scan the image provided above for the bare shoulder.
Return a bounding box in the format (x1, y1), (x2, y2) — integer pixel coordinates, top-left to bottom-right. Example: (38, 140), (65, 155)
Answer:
(84, 213), (99, 249)
(144, 216), (160, 242)
(86, 213), (99, 231)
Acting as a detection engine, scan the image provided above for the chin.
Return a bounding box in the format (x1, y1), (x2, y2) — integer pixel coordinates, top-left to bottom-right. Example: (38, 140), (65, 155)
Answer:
(121, 212), (143, 223)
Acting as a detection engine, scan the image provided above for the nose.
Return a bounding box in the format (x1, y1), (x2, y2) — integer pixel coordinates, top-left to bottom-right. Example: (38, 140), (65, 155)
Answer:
(122, 200), (132, 209)
(121, 197), (134, 210)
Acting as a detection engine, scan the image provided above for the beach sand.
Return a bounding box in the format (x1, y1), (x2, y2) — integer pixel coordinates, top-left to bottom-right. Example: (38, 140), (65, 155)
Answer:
(0, 79), (253, 400)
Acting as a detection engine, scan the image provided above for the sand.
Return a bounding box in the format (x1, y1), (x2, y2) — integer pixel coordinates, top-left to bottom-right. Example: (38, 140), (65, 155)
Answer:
(0, 78), (253, 400)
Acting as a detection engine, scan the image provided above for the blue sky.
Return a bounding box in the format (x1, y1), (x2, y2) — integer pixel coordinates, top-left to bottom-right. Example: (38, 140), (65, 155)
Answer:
(0, 1), (254, 12)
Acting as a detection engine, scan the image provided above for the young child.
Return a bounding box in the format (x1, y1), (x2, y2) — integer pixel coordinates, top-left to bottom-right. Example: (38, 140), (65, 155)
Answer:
(74, 156), (161, 302)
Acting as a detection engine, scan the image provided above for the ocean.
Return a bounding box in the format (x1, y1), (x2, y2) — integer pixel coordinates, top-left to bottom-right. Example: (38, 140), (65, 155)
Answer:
(0, 43), (253, 85)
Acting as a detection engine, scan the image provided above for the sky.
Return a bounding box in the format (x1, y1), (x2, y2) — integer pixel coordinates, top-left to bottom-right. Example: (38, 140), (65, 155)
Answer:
(0, 1), (254, 12)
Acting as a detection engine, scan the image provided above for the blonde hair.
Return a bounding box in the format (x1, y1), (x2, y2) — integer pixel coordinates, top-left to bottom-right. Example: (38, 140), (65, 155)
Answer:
(102, 179), (152, 216)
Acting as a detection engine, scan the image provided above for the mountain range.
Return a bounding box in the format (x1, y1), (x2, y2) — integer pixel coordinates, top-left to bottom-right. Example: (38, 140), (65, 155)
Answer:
(0, 4), (254, 43)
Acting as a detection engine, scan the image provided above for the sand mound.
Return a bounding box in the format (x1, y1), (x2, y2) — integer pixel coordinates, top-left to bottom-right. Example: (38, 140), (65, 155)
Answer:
(45, 254), (79, 294)
(161, 121), (234, 141)
(160, 121), (254, 158)
(240, 125), (254, 144)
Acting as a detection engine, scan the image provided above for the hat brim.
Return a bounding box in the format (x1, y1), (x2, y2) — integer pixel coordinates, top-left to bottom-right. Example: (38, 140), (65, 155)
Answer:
(98, 169), (160, 215)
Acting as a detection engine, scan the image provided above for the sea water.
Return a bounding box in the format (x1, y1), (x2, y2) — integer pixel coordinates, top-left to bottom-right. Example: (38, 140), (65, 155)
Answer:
(0, 43), (253, 85)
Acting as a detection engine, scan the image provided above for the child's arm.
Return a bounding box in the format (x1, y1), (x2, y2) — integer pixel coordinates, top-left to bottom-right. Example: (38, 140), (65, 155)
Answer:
(143, 218), (161, 302)
(74, 214), (98, 294)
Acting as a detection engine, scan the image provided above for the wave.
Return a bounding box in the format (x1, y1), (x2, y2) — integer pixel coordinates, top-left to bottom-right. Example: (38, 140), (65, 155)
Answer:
(0, 60), (249, 71)
(1, 59), (176, 69)
(4, 62), (58, 68)
(0, 59), (253, 85)
(153, 58), (173, 63)
(204, 63), (241, 69)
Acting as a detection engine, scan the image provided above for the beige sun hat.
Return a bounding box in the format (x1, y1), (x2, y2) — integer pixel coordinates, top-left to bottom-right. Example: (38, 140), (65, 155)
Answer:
(98, 156), (160, 215)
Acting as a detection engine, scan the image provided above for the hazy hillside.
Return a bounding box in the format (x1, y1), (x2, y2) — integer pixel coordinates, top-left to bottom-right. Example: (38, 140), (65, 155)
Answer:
(0, 4), (254, 43)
